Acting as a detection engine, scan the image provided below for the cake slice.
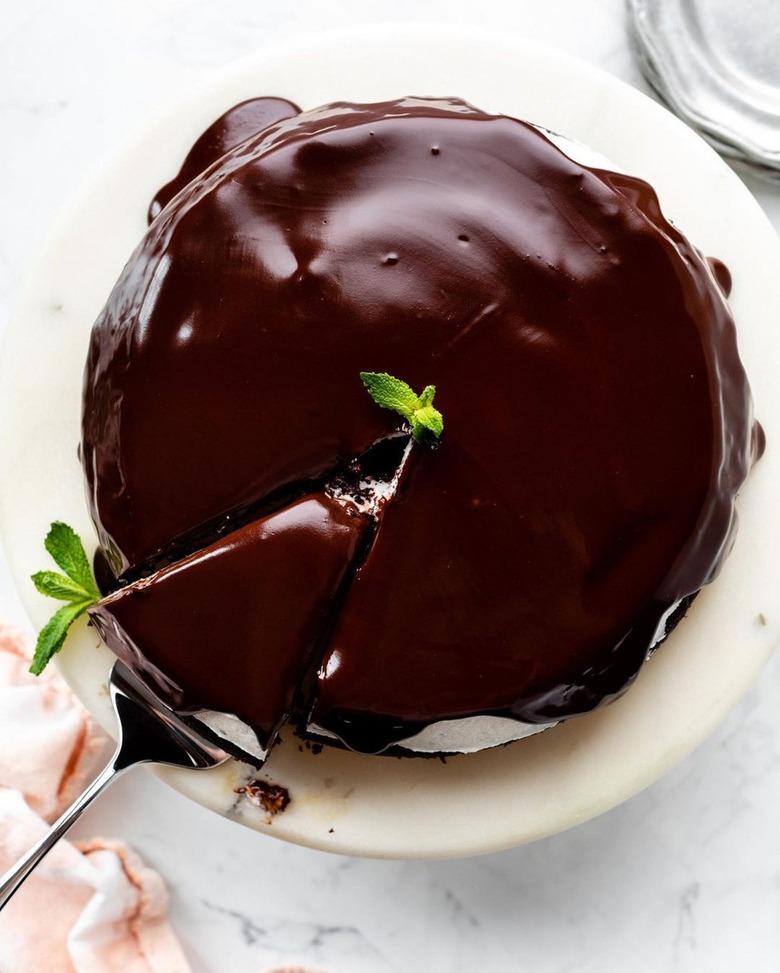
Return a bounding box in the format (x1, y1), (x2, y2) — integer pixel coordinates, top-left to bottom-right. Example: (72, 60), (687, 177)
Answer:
(89, 493), (367, 757)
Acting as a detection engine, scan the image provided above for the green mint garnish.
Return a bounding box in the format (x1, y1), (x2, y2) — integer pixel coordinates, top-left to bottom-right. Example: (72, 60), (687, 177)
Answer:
(360, 372), (444, 446)
(30, 522), (100, 676)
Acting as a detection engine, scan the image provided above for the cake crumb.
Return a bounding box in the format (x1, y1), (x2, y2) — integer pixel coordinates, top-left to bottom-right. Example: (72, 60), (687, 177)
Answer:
(236, 779), (291, 820)
(300, 739), (325, 755)
(757, 613), (768, 627)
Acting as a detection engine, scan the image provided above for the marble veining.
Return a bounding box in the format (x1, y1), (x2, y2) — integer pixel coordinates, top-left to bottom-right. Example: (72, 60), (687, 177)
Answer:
(2, 1), (780, 971)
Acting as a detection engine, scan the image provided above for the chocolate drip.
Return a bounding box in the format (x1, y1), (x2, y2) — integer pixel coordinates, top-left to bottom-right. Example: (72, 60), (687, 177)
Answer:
(707, 256), (733, 297)
(148, 97), (299, 222)
(82, 97), (761, 754)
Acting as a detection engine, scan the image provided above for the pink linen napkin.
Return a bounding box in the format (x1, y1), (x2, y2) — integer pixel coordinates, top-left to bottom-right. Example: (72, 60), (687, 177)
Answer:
(0, 623), (326, 973)
(0, 624), (191, 973)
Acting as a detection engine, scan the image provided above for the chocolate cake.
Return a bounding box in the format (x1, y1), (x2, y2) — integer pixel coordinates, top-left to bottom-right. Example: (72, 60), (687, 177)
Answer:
(82, 96), (762, 756)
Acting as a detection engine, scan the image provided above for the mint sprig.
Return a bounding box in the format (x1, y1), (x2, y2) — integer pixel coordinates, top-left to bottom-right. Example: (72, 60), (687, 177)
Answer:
(360, 372), (444, 445)
(30, 522), (100, 676)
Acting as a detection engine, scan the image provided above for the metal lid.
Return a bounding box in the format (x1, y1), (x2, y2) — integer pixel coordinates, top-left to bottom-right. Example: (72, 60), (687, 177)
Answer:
(628, 0), (780, 181)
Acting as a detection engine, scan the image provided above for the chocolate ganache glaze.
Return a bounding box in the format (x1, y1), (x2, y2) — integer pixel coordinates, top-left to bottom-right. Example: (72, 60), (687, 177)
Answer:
(82, 96), (761, 755)
(147, 97), (299, 223)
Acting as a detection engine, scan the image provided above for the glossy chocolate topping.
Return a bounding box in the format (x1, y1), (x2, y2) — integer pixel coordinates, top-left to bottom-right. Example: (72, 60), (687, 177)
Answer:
(708, 256), (733, 297)
(83, 97), (760, 754)
(89, 494), (367, 751)
(148, 97), (299, 223)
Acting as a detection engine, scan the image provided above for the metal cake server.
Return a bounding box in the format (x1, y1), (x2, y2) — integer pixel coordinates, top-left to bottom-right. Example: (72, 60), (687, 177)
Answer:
(0, 659), (229, 912)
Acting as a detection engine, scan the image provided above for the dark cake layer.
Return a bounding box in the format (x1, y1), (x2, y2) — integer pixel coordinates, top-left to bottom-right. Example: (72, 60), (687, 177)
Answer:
(83, 97), (761, 754)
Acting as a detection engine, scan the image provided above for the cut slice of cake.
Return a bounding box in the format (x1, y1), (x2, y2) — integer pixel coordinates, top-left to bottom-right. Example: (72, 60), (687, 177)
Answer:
(89, 493), (367, 758)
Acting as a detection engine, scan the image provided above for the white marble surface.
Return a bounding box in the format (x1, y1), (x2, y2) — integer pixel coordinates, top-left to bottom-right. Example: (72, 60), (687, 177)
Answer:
(1, 1), (779, 970)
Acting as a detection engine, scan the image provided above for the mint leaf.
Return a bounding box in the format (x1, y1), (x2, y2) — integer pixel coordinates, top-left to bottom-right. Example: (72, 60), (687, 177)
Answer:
(30, 522), (100, 675)
(32, 570), (93, 602)
(359, 373), (421, 420)
(44, 521), (99, 598)
(29, 601), (92, 676)
(360, 371), (444, 445)
(410, 405), (444, 445)
(418, 385), (436, 409)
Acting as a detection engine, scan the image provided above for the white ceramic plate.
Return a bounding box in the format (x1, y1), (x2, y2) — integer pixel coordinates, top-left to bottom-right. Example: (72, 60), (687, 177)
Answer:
(1, 24), (778, 859)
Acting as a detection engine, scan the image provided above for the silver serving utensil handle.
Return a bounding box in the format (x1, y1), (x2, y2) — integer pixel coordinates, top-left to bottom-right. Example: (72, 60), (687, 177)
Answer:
(0, 660), (228, 912)
(0, 756), (127, 911)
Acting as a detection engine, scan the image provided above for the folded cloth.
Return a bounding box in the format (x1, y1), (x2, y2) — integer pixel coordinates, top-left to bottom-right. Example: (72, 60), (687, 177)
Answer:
(0, 624), (191, 973)
(0, 623), (327, 973)
(0, 625), (105, 820)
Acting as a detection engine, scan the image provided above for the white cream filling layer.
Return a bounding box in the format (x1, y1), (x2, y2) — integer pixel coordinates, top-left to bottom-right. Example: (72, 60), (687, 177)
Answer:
(308, 715), (551, 754)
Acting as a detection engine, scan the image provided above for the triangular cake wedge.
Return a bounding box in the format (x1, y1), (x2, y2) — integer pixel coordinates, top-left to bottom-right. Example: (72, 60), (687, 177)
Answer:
(89, 493), (367, 760)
